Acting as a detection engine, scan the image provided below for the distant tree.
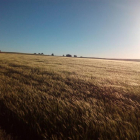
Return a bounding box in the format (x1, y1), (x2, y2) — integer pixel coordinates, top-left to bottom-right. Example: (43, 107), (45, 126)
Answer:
(63, 55), (65, 57)
(51, 53), (54, 56)
(66, 54), (72, 57)
(38, 53), (40, 55)
(41, 53), (44, 55)
(34, 53), (36, 54)
(74, 55), (77, 57)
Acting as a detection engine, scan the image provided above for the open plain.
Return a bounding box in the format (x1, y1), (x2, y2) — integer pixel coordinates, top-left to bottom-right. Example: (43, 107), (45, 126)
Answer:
(0, 53), (140, 140)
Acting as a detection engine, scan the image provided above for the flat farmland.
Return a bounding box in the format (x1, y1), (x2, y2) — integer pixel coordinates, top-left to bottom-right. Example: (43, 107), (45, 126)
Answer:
(0, 53), (140, 140)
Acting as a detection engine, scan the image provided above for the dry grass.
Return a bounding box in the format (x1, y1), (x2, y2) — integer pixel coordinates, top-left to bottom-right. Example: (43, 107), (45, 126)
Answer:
(0, 53), (140, 140)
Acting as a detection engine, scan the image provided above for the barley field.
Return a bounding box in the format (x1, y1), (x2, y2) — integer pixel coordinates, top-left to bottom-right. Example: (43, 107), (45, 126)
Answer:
(0, 53), (140, 140)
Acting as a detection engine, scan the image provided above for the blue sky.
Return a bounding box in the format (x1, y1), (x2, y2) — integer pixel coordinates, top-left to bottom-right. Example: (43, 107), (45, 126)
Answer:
(0, 0), (140, 58)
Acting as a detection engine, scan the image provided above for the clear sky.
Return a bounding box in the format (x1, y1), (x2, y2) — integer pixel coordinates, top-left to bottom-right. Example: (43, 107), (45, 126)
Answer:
(0, 0), (140, 58)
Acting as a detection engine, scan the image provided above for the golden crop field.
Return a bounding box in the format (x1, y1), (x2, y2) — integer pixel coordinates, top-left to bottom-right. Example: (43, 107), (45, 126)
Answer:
(0, 53), (140, 140)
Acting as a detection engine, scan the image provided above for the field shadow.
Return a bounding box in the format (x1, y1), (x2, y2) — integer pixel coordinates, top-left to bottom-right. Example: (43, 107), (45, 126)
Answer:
(0, 101), (43, 140)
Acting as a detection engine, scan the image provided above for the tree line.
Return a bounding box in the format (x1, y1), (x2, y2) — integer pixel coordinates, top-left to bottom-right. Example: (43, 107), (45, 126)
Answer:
(34, 53), (78, 57)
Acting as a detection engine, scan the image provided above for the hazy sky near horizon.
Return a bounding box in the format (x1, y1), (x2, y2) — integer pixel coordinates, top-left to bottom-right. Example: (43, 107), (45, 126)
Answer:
(0, 0), (140, 58)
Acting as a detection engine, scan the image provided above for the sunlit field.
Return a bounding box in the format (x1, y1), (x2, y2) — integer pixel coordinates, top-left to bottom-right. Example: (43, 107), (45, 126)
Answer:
(0, 53), (140, 140)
